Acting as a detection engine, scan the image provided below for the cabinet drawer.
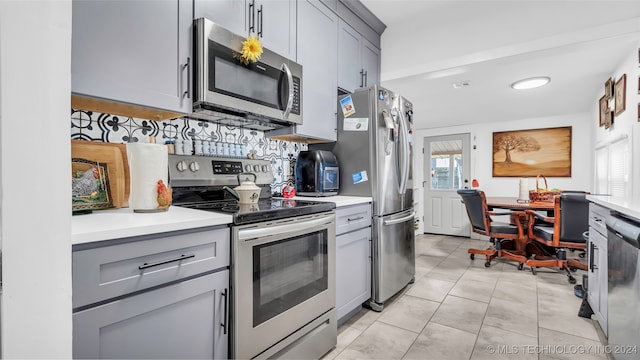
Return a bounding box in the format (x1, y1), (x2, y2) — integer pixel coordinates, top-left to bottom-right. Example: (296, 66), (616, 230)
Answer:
(73, 226), (229, 309)
(589, 203), (611, 236)
(336, 203), (371, 235)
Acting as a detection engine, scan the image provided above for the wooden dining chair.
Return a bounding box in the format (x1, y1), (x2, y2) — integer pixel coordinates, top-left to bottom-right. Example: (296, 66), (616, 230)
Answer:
(457, 189), (528, 268)
(525, 192), (589, 284)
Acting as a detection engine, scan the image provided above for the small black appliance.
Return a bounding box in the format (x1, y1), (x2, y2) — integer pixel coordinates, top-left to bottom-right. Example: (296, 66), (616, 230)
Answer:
(295, 150), (339, 196)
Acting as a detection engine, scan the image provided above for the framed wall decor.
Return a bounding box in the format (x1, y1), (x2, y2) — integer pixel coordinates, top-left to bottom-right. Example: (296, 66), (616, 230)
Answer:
(599, 95), (608, 127)
(72, 158), (113, 213)
(637, 103), (640, 122)
(614, 74), (626, 116)
(605, 77), (614, 99)
(605, 110), (613, 129)
(492, 126), (572, 177)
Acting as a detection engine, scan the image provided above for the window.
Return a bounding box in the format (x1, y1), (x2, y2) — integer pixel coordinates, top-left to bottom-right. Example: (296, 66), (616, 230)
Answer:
(595, 136), (630, 197)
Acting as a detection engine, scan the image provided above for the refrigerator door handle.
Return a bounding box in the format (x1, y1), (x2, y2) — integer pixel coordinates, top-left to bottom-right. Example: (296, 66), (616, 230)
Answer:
(397, 110), (410, 194)
(383, 211), (416, 225)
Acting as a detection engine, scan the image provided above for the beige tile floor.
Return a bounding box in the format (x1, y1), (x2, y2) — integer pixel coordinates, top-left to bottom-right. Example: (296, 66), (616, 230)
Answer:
(323, 234), (608, 360)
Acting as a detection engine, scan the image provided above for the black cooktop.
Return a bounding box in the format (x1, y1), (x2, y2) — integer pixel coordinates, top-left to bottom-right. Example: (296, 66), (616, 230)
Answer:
(178, 198), (335, 225)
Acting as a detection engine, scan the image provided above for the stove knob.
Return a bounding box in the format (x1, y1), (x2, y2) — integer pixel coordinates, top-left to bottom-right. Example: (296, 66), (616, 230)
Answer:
(261, 165), (268, 173)
(189, 161), (200, 172)
(253, 165), (261, 173)
(176, 160), (187, 172)
(245, 164), (252, 172)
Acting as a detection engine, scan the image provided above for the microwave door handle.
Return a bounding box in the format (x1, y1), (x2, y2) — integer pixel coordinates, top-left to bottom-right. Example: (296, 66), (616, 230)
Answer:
(281, 63), (294, 119)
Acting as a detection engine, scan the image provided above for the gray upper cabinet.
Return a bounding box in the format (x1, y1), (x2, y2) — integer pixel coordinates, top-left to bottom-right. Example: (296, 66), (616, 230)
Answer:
(194, 0), (247, 36)
(338, 19), (380, 92)
(72, 0), (192, 115)
(294, 0), (338, 141)
(195, 0), (295, 59)
(252, 0), (297, 59)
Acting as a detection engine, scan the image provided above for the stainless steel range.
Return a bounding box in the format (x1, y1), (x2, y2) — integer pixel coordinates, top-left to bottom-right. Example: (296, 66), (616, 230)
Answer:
(169, 155), (337, 359)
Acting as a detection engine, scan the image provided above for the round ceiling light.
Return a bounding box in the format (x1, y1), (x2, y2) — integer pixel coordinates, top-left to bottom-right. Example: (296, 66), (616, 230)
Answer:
(511, 76), (550, 90)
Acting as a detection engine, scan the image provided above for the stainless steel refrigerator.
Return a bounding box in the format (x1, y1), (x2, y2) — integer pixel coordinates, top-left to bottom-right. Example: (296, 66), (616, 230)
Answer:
(334, 85), (415, 311)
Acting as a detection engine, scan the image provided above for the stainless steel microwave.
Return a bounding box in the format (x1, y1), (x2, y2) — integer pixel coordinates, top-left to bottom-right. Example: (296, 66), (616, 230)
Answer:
(192, 18), (302, 130)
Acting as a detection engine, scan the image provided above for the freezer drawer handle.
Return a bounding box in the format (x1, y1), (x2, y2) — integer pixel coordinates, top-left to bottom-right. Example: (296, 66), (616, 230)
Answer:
(383, 211), (415, 226)
(138, 254), (195, 270)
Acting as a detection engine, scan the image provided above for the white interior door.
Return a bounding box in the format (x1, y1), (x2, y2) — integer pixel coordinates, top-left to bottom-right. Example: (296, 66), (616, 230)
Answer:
(423, 134), (470, 236)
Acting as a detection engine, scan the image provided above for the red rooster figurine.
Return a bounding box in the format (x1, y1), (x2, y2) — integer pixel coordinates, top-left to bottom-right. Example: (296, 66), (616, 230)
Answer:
(157, 179), (172, 210)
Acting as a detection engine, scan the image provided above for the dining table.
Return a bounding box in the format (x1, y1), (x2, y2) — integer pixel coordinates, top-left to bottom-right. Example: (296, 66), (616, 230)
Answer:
(485, 196), (555, 257)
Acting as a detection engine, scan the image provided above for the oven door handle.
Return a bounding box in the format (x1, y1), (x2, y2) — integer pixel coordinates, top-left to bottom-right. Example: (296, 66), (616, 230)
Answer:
(238, 215), (333, 241)
(383, 211), (415, 226)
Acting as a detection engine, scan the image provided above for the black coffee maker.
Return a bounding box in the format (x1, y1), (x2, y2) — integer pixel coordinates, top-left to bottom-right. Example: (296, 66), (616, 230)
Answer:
(295, 150), (339, 196)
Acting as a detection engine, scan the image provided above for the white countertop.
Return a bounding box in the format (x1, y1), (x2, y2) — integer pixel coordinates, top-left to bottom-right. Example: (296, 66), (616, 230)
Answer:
(586, 195), (640, 221)
(288, 195), (372, 208)
(72, 206), (232, 245)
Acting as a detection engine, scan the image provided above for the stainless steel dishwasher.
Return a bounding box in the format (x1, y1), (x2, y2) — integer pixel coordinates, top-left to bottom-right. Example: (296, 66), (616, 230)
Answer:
(606, 213), (640, 360)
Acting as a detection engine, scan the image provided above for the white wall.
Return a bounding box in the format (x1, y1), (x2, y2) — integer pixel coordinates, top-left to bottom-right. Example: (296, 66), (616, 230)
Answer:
(0, 1), (72, 357)
(412, 113), (592, 234)
(591, 43), (640, 198)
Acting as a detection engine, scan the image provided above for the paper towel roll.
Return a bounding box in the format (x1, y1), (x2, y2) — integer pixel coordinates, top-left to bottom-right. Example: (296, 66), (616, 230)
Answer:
(126, 143), (168, 211)
(518, 178), (529, 200)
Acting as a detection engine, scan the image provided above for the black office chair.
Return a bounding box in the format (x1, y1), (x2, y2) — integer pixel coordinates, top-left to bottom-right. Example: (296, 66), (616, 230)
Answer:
(457, 189), (528, 268)
(526, 192), (589, 283)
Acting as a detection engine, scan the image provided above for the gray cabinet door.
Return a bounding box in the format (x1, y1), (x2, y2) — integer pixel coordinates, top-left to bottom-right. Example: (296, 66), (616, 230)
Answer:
(72, 0), (192, 114)
(73, 270), (229, 359)
(255, 0), (296, 59)
(337, 19), (362, 92)
(194, 0), (247, 36)
(361, 39), (380, 87)
(296, 0), (338, 141)
(336, 227), (371, 321)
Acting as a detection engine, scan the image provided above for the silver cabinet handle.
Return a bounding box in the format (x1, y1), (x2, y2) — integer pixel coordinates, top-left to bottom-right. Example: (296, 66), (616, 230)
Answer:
(360, 69), (364, 87)
(281, 63), (294, 120)
(138, 254), (195, 270)
(348, 216), (364, 222)
(384, 212), (415, 226)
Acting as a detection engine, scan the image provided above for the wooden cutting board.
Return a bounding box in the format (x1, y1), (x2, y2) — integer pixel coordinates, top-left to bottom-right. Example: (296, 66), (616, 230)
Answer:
(71, 140), (129, 208)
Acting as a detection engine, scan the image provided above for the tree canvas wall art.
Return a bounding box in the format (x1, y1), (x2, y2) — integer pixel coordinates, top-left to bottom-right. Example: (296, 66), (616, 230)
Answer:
(492, 126), (572, 177)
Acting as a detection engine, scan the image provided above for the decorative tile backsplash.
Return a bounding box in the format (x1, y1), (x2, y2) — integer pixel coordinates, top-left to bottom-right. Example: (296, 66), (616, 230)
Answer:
(70, 109), (307, 193)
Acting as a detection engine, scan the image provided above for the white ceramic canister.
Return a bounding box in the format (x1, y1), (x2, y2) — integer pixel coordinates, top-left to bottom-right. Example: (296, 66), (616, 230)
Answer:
(183, 139), (193, 155)
(202, 140), (210, 156)
(174, 139), (184, 155)
(194, 140), (203, 155)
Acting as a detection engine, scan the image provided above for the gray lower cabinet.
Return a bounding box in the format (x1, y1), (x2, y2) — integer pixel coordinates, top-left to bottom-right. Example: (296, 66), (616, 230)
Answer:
(72, 0), (192, 114)
(73, 270), (228, 359)
(587, 202), (609, 335)
(72, 226), (230, 359)
(336, 203), (372, 324)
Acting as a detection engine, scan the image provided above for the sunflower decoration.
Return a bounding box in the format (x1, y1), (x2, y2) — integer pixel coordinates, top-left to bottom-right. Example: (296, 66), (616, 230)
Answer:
(237, 34), (263, 65)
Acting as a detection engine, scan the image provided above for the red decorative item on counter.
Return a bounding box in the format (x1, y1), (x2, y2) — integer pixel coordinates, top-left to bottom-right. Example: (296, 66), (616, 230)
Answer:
(282, 184), (296, 198)
(157, 179), (173, 210)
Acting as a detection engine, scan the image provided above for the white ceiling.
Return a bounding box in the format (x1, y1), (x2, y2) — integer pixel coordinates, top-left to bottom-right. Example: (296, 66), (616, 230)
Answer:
(359, 0), (640, 130)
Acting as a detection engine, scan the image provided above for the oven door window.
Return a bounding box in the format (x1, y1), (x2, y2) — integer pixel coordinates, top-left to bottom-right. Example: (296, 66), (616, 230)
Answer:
(252, 230), (328, 327)
(208, 40), (285, 111)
